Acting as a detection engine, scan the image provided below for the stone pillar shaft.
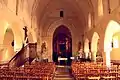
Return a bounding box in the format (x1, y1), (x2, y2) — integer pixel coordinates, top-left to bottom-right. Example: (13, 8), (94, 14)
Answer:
(91, 51), (97, 62)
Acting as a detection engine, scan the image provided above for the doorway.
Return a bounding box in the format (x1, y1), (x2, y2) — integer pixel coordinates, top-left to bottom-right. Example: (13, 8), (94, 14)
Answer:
(53, 25), (72, 65)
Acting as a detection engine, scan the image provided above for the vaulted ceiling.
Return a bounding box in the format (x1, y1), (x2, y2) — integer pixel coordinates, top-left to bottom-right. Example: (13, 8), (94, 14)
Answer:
(31, 0), (94, 30)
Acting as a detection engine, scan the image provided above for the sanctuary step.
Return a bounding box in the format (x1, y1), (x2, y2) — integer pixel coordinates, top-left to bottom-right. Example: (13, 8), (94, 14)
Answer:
(53, 65), (74, 80)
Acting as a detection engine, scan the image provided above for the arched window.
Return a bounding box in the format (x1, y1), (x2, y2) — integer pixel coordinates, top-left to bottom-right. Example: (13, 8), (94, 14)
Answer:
(60, 11), (64, 17)
(113, 37), (119, 48)
(112, 34), (119, 48)
(88, 13), (92, 30)
(98, 0), (103, 16)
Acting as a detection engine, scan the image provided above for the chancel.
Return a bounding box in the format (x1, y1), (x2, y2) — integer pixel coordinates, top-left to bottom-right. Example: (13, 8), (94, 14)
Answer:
(0, 0), (120, 80)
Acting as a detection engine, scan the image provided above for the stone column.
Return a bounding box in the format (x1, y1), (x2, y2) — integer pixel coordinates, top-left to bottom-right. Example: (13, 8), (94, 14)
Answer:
(37, 37), (42, 61)
(104, 43), (112, 68)
(85, 52), (89, 59)
(91, 51), (97, 62)
(84, 48), (89, 59)
(105, 51), (111, 68)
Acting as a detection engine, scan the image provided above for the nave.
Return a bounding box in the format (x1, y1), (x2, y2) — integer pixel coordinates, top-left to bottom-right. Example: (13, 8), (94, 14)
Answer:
(1, 0), (120, 80)
(1, 60), (120, 80)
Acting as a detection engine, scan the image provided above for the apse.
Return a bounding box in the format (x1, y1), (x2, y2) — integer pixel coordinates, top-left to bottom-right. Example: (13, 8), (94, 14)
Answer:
(52, 25), (72, 65)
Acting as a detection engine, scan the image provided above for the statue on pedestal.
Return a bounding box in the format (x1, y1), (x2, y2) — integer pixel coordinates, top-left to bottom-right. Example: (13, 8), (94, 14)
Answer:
(40, 42), (48, 61)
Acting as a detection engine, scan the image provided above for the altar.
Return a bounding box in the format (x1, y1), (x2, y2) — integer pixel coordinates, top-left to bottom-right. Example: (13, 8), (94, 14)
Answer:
(58, 57), (68, 65)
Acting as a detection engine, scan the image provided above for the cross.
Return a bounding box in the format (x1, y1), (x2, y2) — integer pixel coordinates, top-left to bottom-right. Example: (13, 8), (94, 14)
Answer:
(23, 26), (28, 41)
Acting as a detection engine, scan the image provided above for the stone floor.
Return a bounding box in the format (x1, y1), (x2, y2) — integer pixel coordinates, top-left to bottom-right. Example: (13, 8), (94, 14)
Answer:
(53, 65), (75, 80)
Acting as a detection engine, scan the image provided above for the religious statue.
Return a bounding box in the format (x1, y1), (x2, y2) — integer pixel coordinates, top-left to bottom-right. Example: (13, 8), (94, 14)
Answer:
(78, 49), (83, 58)
(41, 42), (47, 53)
(23, 26), (28, 43)
(40, 42), (47, 58)
(65, 38), (69, 51)
(41, 42), (49, 59)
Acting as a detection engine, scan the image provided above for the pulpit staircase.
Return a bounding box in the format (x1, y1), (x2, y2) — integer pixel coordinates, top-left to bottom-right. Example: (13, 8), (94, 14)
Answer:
(0, 43), (37, 68)
(9, 43), (37, 67)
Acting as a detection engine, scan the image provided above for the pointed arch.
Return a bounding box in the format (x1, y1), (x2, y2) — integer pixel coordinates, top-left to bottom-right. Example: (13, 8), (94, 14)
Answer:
(91, 32), (100, 52)
(2, 27), (14, 62)
(104, 20), (120, 68)
(104, 20), (120, 52)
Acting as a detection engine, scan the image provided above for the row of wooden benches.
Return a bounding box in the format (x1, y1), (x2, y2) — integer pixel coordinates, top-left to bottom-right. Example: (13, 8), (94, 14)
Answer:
(0, 62), (56, 80)
(71, 61), (120, 80)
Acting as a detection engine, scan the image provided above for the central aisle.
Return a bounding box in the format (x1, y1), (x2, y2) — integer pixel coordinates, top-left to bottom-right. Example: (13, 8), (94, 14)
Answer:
(53, 65), (74, 80)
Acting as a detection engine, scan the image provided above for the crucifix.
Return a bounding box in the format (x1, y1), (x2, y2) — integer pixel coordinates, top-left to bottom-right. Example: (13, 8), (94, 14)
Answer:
(23, 26), (28, 43)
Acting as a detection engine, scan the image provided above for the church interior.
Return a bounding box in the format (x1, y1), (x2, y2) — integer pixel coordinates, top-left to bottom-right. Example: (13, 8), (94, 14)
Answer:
(1, 0), (120, 80)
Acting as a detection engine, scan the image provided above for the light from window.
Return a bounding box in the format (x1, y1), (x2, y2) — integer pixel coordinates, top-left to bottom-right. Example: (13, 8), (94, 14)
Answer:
(98, 0), (103, 16)
(88, 13), (92, 29)
(113, 36), (119, 48)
